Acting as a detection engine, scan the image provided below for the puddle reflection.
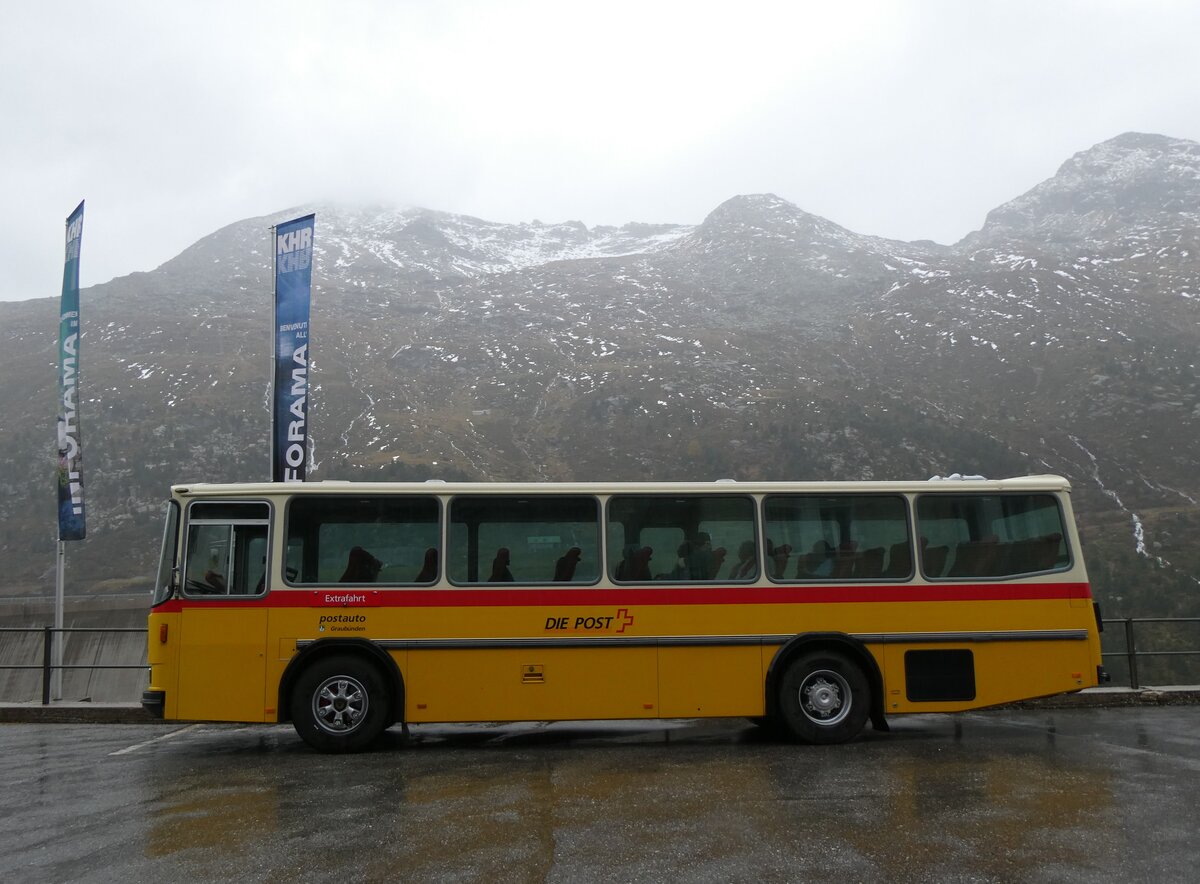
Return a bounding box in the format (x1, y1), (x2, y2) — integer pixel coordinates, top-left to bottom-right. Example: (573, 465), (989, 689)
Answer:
(140, 717), (1123, 881)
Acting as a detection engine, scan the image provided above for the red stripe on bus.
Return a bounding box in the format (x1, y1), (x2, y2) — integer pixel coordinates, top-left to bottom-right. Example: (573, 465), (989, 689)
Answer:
(154, 582), (1092, 612)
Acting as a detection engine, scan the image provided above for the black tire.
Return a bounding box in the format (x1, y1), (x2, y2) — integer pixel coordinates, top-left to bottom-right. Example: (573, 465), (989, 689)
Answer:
(776, 650), (870, 744)
(291, 654), (390, 753)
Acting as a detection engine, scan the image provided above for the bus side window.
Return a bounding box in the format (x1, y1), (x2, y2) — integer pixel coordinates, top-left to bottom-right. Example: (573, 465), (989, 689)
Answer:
(763, 494), (909, 582)
(184, 524), (232, 594)
(448, 495), (600, 585)
(915, 494), (1071, 579)
(237, 527), (268, 594)
(606, 495), (755, 583)
(182, 501), (271, 596)
(286, 495), (441, 586)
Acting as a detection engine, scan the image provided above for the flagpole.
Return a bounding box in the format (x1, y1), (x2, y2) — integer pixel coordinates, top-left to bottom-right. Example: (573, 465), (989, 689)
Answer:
(53, 542), (64, 699)
(54, 200), (86, 702)
(269, 223), (277, 482)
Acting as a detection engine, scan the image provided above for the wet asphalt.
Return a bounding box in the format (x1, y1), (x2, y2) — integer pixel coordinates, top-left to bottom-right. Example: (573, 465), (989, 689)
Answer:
(1, 708), (1198, 883)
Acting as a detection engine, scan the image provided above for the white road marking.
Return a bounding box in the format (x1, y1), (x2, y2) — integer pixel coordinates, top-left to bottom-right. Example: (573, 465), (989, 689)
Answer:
(109, 723), (203, 756)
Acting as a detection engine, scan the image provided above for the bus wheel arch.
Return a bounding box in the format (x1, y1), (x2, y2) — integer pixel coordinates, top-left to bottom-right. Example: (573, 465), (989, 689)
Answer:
(765, 633), (887, 741)
(279, 640), (404, 750)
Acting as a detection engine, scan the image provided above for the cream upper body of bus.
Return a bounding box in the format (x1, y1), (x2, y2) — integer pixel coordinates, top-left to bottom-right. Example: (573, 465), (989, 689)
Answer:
(144, 475), (1105, 752)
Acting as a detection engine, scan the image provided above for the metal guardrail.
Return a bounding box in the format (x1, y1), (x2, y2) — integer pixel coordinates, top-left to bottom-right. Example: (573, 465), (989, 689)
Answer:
(0, 627), (148, 705)
(1101, 618), (1200, 689)
(1, 620), (1197, 703)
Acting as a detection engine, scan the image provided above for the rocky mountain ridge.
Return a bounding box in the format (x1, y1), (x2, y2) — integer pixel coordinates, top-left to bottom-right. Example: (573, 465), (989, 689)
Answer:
(0, 132), (1196, 614)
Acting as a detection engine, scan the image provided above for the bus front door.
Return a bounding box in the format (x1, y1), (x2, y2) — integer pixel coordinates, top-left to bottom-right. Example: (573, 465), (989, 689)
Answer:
(176, 510), (272, 722)
(177, 607), (270, 722)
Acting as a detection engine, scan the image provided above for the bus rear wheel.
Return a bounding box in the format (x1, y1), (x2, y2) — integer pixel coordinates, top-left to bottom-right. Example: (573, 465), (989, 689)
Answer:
(291, 655), (389, 753)
(777, 650), (870, 744)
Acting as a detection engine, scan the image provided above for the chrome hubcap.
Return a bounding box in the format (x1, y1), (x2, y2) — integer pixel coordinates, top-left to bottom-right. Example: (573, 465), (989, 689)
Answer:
(799, 670), (851, 726)
(313, 675), (368, 734)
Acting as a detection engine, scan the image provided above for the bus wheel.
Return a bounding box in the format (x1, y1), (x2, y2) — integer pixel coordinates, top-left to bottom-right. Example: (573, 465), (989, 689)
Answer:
(291, 655), (389, 753)
(777, 651), (869, 744)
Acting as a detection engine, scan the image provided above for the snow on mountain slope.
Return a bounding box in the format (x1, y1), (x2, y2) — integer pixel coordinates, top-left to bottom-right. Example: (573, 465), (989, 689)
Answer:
(0, 132), (1196, 610)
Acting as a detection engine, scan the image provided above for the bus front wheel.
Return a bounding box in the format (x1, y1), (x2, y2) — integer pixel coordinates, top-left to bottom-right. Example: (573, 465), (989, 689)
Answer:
(291, 655), (389, 753)
(777, 651), (870, 744)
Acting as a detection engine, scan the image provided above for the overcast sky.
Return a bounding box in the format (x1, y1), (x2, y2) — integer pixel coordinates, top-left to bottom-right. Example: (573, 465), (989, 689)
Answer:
(2, 0), (1198, 302)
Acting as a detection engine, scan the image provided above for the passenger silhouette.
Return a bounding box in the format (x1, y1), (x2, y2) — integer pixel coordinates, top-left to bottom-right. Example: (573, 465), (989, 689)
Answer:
(554, 547), (582, 581)
(617, 545), (653, 581)
(728, 541), (757, 580)
(340, 546), (382, 583)
(489, 547), (514, 582)
(414, 547), (438, 583)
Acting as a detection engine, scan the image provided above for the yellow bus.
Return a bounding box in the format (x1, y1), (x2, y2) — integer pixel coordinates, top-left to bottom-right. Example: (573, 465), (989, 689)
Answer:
(142, 476), (1106, 752)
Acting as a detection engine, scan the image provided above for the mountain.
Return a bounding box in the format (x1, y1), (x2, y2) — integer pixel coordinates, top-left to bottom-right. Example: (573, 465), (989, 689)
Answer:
(963, 131), (1200, 251)
(1, 132), (1197, 616)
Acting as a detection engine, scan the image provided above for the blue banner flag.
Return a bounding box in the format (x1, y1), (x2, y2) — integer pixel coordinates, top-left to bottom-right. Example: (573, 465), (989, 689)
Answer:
(272, 213), (315, 482)
(57, 201), (86, 540)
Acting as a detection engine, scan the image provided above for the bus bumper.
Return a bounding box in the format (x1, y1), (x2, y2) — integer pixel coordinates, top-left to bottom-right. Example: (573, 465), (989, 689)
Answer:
(141, 689), (165, 719)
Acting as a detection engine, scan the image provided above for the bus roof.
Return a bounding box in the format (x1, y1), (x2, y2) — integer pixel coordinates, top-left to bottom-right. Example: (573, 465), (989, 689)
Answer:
(172, 475), (1073, 498)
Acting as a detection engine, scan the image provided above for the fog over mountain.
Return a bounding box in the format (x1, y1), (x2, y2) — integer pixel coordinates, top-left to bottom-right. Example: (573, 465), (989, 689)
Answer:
(1, 133), (1197, 613)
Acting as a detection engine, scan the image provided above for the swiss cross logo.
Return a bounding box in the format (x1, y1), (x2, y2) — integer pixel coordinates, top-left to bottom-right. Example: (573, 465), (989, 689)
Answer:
(615, 608), (635, 633)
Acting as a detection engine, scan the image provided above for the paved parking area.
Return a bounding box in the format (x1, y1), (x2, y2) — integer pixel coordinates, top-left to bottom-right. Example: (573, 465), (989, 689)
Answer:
(2, 708), (1199, 882)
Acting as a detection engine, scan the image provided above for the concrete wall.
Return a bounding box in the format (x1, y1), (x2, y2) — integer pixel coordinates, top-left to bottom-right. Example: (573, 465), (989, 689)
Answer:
(0, 596), (148, 703)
